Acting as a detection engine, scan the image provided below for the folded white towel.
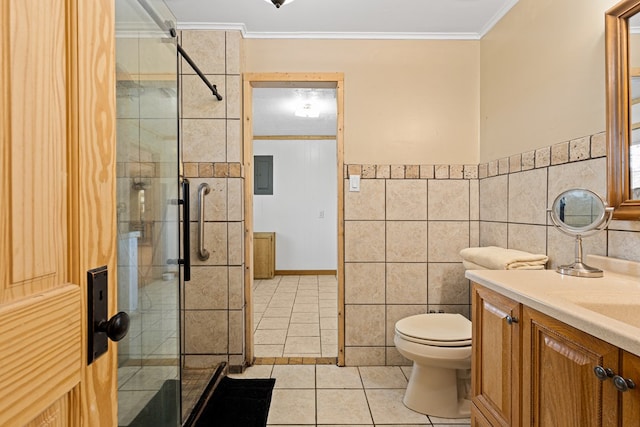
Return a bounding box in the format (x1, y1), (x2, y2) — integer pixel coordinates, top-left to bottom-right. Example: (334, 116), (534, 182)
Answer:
(462, 260), (488, 270)
(460, 246), (548, 270)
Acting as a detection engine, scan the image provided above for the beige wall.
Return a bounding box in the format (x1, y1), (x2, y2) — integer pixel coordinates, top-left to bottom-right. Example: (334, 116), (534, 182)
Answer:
(479, 0), (618, 163)
(245, 39), (480, 164)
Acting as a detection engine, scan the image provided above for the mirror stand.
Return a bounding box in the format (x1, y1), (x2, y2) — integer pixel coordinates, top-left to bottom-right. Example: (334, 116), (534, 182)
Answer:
(556, 236), (608, 278)
(548, 189), (614, 278)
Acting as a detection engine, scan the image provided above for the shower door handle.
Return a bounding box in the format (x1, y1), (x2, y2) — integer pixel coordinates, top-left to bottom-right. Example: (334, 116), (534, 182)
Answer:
(181, 178), (191, 281)
(197, 183), (211, 260)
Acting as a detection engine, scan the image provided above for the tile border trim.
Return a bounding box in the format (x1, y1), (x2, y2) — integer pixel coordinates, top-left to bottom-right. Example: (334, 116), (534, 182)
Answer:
(344, 131), (606, 180)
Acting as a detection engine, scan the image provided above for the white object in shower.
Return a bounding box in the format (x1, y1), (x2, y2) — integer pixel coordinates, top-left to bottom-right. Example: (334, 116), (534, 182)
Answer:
(118, 231), (140, 312)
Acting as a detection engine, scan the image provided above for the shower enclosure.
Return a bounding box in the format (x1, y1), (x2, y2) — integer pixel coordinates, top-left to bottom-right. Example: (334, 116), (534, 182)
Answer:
(115, 0), (180, 424)
(115, 1), (181, 425)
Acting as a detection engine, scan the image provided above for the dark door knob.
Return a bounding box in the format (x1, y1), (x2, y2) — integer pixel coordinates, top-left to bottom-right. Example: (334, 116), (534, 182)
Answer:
(97, 311), (130, 342)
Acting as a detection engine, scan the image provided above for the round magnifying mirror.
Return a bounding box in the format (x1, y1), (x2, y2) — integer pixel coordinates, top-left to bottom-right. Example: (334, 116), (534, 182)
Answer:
(550, 189), (608, 233)
(548, 189), (613, 278)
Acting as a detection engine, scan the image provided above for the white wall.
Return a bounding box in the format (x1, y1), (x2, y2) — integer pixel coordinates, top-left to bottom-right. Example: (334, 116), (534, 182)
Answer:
(253, 139), (337, 270)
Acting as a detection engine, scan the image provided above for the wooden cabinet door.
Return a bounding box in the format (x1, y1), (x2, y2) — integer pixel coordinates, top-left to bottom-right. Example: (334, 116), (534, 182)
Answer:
(254, 232), (275, 279)
(521, 307), (619, 427)
(1, 0), (117, 425)
(620, 351), (640, 426)
(471, 283), (521, 427)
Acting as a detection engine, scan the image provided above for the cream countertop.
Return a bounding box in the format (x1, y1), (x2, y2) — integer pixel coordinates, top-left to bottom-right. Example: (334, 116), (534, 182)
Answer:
(466, 260), (640, 356)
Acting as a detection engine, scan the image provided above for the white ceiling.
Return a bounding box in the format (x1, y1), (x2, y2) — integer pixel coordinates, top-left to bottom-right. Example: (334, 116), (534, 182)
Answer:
(164, 0), (519, 40)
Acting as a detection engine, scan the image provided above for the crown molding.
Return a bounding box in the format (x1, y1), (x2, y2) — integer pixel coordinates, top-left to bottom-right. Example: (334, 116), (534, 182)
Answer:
(177, 22), (482, 40)
(478, 0), (519, 37)
(178, 22), (247, 36)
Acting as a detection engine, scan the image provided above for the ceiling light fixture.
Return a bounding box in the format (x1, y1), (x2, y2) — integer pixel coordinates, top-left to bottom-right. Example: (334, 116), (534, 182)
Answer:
(264, 0), (297, 8)
(295, 102), (320, 118)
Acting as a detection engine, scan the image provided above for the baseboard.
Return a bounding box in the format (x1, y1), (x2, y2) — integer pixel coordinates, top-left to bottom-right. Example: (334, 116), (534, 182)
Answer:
(253, 356), (336, 365)
(275, 270), (337, 276)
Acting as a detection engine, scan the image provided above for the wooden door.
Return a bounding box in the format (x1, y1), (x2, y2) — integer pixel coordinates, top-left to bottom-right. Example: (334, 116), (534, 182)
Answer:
(471, 283), (521, 427)
(522, 307), (619, 427)
(1, 0), (117, 426)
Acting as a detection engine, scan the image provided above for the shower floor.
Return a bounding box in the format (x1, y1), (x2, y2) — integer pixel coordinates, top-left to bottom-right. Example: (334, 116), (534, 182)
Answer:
(252, 275), (338, 358)
(117, 278), (179, 426)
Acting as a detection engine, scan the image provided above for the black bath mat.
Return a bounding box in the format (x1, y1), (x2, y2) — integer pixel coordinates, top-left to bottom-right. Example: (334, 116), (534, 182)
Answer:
(191, 376), (276, 427)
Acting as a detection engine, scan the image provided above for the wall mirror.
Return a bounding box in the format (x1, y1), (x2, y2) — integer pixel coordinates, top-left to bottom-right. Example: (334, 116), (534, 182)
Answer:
(548, 189), (613, 277)
(606, 0), (640, 219)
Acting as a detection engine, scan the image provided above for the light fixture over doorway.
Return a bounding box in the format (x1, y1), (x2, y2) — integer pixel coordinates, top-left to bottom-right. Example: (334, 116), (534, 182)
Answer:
(264, 0), (297, 8)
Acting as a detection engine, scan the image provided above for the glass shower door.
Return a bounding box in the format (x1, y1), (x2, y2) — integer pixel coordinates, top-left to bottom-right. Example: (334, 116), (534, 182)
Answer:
(115, 0), (180, 425)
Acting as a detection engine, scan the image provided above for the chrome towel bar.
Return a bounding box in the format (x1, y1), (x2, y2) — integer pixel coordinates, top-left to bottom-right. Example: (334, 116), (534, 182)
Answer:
(197, 183), (211, 261)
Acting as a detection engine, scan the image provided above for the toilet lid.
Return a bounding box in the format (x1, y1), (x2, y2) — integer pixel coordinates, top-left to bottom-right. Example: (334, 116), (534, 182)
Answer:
(395, 313), (471, 345)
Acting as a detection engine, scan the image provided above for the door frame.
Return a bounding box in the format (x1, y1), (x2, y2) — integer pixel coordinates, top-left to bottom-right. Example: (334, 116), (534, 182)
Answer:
(243, 73), (345, 366)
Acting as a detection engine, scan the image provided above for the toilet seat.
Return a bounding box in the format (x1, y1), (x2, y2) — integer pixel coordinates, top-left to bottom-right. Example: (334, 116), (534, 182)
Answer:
(395, 313), (471, 347)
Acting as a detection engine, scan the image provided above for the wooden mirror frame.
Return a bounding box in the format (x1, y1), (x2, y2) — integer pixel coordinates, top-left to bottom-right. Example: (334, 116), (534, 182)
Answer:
(606, 0), (640, 219)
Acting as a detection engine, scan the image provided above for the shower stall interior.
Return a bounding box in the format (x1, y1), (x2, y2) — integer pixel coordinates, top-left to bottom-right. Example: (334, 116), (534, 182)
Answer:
(115, 1), (224, 425)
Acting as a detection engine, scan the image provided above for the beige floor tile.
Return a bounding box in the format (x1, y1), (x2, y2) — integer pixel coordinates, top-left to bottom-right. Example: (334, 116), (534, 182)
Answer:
(269, 299), (295, 309)
(429, 415), (471, 425)
(365, 388), (429, 424)
(267, 389), (316, 425)
(290, 312), (319, 324)
(319, 307), (337, 317)
(321, 344), (338, 357)
(251, 274), (339, 358)
(293, 303), (319, 313)
(255, 344), (284, 357)
(266, 425), (316, 427)
(258, 317), (290, 329)
(321, 329), (338, 344)
(296, 290), (319, 297)
(316, 365), (363, 389)
(284, 336), (321, 354)
(359, 366), (408, 388)
(254, 329), (287, 345)
(277, 283), (299, 291)
(271, 365), (316, 388)
(287, 323), (320, 337)
(320, 317), (338, 329)
(228, 364), (273, 379)
(401, 365), (413, 379)
(253, 296), (272, 304)
(317, 389), (373, 425)
(319, 299), (338, 308)
(263, 307), (293, 317)
(295, 296), (319, 304)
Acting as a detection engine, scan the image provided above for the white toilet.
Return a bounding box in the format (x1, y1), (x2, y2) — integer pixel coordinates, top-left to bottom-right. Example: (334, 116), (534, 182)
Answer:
(394, 313), (472, 418)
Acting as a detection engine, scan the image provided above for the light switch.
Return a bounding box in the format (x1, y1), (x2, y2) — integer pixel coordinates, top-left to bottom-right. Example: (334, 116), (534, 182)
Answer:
(349, 175), (360, 192)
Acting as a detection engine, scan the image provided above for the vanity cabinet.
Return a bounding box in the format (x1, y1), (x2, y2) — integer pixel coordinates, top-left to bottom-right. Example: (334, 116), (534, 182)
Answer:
(521, 307), (619, 427)
(472, 283), (640, 427)
(471, 284), (521, 427)
(621, 351), (640, 426)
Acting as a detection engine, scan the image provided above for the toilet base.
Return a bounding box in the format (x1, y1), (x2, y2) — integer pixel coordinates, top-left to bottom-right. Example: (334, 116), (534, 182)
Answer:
(403, 362), (471, 419)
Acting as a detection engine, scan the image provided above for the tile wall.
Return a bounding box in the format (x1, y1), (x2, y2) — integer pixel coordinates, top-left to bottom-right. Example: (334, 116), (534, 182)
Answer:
(343, 165), (479, 366)
(179, 30), (246, 370)
(182, 29), (640, 370)
(343, 130), (640, 366)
